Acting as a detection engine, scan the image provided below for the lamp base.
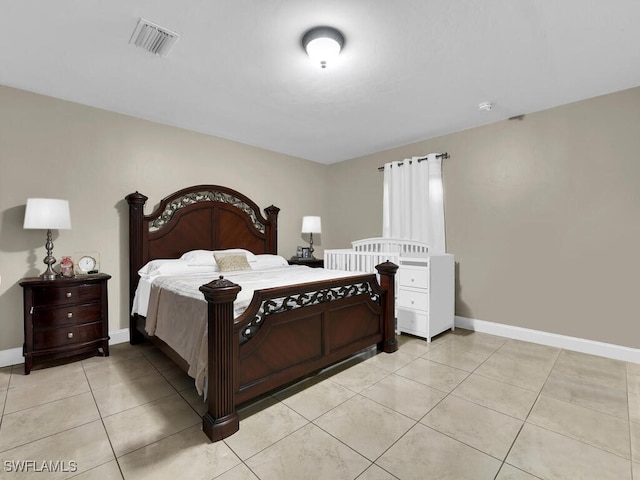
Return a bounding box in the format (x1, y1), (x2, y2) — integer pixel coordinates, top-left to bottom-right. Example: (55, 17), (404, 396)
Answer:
(41, 229), (58, 280)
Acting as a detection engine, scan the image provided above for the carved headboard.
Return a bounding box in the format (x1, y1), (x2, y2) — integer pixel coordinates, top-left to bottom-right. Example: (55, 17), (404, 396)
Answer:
(126, 185), (280, 307)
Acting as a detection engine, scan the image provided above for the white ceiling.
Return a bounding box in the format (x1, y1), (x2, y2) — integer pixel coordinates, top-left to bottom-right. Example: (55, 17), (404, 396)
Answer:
(2, 1), (640, 164)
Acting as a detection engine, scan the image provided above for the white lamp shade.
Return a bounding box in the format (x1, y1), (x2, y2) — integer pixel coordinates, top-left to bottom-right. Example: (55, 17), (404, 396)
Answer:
(24, 198), (72, 230)
(301, 216), (321, 234)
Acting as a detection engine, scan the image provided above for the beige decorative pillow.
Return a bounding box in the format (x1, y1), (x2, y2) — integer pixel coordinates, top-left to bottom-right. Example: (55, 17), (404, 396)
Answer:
(214, 253), (251, 272)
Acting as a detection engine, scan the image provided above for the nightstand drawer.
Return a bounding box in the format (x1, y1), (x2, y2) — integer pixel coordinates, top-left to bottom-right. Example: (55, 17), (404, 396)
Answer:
(398, 309), (428, 333)
(398, 289), (429, 311)
(33, 303), (103, 329)
(33, 322), (104, 350)
(32, 284), (102, 307)
(399, 268), (429, 288)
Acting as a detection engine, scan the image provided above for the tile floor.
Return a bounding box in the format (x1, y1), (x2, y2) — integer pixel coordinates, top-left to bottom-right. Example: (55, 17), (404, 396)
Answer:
(1, 329), (639, 479)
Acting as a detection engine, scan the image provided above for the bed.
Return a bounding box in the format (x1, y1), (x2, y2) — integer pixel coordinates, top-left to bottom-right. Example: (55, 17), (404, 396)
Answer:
(126, 185), (398, 442)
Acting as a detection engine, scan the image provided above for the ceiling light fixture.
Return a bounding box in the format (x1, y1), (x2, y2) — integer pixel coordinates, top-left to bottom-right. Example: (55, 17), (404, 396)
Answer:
(302, 26), (345, 69)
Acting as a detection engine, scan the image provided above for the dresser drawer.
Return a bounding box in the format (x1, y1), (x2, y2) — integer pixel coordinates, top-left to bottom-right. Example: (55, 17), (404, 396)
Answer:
(398, 309), (428, 334)
(398, 288), (429, 311)
(399, 267), (429, 288)
(33, 303), (103, 329)
(33, 322), (104, 350)
(32, 284), (102, 307)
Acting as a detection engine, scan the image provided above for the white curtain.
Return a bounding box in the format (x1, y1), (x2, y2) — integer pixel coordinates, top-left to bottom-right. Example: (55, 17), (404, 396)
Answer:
(382, 153), (446, 253)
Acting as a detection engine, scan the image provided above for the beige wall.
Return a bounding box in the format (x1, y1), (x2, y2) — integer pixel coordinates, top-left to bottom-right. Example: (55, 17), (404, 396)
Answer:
(0, 85), (328, 351)
(2, 83), (640, 355)
(326, 86), (640, 349)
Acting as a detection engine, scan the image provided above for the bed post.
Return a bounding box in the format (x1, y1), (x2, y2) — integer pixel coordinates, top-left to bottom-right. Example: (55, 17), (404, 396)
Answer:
(264, 205), (280, 254)
(199, 276), (242, 442)
(376, 261), (399, 353)
(126, 192), (148, 344)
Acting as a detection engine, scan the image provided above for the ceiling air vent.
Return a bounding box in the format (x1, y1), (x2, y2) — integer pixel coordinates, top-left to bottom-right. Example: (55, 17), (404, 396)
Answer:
(129, 18), (180, 57)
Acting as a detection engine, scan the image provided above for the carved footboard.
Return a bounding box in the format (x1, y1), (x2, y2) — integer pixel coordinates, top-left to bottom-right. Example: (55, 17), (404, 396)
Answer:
(199, 262), (398, 442)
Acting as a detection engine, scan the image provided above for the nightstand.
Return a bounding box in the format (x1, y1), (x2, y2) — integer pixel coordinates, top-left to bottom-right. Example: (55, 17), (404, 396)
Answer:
(20, 273), (111, 374)
(288, 257), (324, 268)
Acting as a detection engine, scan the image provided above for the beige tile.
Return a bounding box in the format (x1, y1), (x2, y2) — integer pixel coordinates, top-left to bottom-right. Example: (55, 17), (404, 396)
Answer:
(93, 370), (176, 417)
(70, 460), (123, 480)
(214, 463), (260, 480)
(421, 395), (523, 460)
(632, 422), (640, 463)
(553, 349), (627, 391)
(81, 342), (144, 370)
(424, 341), (491, 372)
(359, 463), (398, 480)
(634, 462), (640, 480)
(4, 366), (90, 414)
(0, 421), (113, 479)
(274, 377), (355, 420)
(103, 393), (200, 456)
(314, 395), (415, 461)
(158, 365), (196, 392)
(85, 356), (157, 391)
(180, 387), (207, 416)
(397, 334), (448, 356)
(396, 357), (468, 393)
(498, 339), (560, 363)
(327, 361), (389, 393)
(245, 423), (370, 480)
(630, 392), (640, 424)
(452, 373), (538, 420)
(473, 352), (552, 392)
(9, 361), (84, 389)
(364, 349), (418, 372)
(496, 463), (541, 479)
(377, 423), (501, 480)
(628, 362), (640, 376)
(543, 370), (629, 419)
(119, 424), (240, 480)
(142, 349), (177, 371)
(507, 423), (631, 480)
(0, 392), (99, 452)
(361, 373), (446, 420)
(629, 373), (640, 396)
(0, 366), (11, 391)
(224, 396), (308, 460)
(528, 395), (630, 458)
(448, 329), (507, 349)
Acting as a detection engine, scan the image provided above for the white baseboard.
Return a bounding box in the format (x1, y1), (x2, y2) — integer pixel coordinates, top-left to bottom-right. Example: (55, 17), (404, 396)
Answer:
(0, 328), (130, 368)
(455, 316), (640, 364)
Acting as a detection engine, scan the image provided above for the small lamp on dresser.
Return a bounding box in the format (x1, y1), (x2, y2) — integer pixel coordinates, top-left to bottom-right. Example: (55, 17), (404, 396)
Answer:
(301, 216), (321, 259)
(23, 198), (72, 280)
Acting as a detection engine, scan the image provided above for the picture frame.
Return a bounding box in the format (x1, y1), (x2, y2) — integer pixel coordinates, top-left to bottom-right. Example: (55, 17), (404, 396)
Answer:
(300, 247), (310, 259)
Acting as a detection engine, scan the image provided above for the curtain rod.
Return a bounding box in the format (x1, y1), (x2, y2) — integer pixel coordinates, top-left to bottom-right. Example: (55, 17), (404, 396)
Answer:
(377, 152), (449, 171)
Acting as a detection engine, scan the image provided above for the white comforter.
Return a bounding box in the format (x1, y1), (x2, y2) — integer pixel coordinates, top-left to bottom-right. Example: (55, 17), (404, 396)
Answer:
(134, 264), (362, 395)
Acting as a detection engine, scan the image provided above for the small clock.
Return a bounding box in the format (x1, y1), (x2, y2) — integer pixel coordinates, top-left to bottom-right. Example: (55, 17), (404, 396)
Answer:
(74, 252), (100, 275)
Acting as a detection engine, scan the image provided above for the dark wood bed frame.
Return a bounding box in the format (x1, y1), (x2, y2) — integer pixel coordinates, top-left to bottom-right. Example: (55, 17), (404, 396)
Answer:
(126, 185), (397, 442)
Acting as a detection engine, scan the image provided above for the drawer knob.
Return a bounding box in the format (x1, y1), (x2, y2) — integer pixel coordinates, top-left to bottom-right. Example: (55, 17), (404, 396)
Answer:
(66, 292), (72, 298)
(67, 332), (74, 339)
(67, 312), (73, 318)
(411, 278), (415, 282)
(411, 300), (415, 304)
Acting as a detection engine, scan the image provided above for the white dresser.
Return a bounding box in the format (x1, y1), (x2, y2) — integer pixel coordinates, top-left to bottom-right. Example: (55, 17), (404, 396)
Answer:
(397, 253), (455, 342)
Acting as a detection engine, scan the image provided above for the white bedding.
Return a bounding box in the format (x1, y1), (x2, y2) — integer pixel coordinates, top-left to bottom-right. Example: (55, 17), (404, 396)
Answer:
(132, 260), (362, 395)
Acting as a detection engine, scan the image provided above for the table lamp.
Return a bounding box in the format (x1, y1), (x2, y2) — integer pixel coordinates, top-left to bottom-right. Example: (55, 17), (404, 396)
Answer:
(301, 216), (321, 259)
(24, 198), (72, 280)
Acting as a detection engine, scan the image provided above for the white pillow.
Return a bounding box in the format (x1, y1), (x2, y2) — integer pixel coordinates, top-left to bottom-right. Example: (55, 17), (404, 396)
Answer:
(251, 254), (289, 269)
(138, 259), (218, 278)
(181, 249), (257, 266)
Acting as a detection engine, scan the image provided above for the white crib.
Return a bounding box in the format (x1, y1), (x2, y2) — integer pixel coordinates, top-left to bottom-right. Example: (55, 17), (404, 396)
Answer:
(324, 237), (430, 273)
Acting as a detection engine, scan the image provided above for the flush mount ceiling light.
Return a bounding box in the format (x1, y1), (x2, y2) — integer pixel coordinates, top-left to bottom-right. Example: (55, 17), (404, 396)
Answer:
(302, 26), (345, 69)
